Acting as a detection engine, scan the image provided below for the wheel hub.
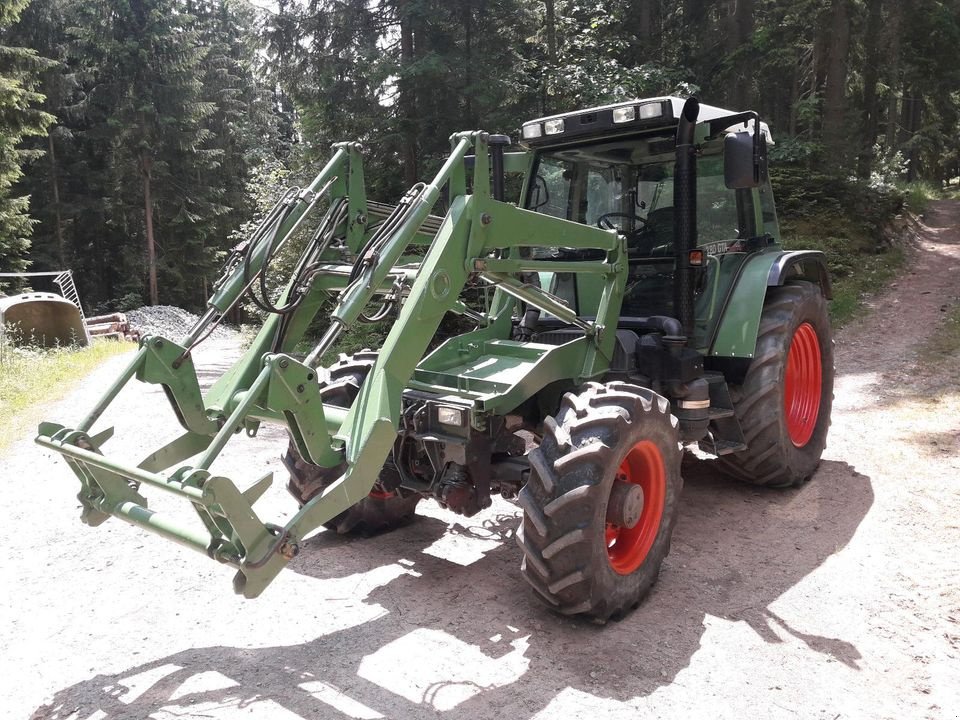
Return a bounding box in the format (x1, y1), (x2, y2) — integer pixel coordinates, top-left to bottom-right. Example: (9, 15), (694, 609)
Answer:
(606, 440), (666, 575)
(606, 478), (644, 528)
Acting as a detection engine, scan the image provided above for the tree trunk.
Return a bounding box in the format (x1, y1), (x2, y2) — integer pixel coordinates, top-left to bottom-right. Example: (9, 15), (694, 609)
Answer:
(883, 1), (903, 150)
(637, 0), (653, 43)
(543, 0), (556, 114)
(788, 58), (800, 137)
(821, 0), (851, 169)
(730, 0), (755, 109)
(858, 0), (883, 177)
(141, 151), (158, 306)
(902, 90), (923, 181)
(464, 0), (473, 126)
(47, 132), (66, 268)
(398, 0), (418, 187)
(545, 0), (556, 60)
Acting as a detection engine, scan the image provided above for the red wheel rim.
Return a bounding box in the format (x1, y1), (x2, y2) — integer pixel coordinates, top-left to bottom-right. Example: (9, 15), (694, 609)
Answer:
(606, 440), (666, 575)
(784, 322), (822, 448)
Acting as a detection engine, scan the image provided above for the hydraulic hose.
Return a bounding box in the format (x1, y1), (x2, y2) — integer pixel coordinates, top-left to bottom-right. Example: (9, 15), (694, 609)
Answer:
(244, 187), (345, 316)
(348, 183), (427, 284)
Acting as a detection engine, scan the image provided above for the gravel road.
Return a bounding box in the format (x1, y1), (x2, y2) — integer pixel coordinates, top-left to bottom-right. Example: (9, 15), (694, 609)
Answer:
(3, 202), (959, 720)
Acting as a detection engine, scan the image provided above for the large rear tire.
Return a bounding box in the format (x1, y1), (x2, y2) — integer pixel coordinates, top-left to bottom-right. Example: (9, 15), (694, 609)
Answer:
(717, 281), (834, 487)
(283, 351), (421, 535)
(517, 382), (682, 622)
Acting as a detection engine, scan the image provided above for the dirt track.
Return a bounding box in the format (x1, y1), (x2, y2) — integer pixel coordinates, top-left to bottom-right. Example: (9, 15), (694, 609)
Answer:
(3, 202), (960, 720)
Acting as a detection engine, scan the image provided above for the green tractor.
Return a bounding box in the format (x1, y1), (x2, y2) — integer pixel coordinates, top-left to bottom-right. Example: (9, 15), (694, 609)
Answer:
(38, 97), (833, 622)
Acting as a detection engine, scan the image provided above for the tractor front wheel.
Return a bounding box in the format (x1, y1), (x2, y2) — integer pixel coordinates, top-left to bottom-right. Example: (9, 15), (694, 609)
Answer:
(517, 382), (682, 621)
(283, 350), (421, 535)
(717, 281), (834, 487)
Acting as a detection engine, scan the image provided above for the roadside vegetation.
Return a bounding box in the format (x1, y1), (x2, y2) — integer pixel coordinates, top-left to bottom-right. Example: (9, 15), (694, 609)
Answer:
(0, 336), (133, 450)
(772, 169), (944, 327)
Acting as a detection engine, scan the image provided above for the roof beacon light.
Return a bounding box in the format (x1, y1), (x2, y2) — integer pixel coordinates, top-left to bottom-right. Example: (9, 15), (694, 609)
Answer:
(612, 106), (637, 123)
(521, 122), (542, 139)
(638, 102), (664, 120)
(544, 118), (565, 135)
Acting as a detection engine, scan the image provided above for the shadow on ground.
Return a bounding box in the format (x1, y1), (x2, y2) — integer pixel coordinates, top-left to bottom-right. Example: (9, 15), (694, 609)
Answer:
(33, 458), (872, 719)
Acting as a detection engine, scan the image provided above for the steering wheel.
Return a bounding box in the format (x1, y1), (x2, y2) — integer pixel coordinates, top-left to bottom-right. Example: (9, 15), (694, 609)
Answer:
(597, 212), (648, 231)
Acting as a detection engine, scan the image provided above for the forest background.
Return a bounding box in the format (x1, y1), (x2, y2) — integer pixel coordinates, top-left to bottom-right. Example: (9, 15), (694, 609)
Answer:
(1, 0), (958, 313)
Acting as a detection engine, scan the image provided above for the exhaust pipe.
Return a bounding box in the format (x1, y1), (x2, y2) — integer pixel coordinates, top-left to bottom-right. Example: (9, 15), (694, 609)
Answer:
(673, 97), (700, 341)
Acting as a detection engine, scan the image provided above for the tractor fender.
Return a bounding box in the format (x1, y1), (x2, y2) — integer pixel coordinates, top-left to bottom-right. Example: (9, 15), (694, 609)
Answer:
(767, 251), (832, 299)
(709, 250), (831, 359)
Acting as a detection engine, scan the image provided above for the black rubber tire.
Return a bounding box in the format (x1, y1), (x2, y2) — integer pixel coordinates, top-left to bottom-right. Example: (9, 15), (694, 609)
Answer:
(283, 350), (421, 535)
(517, 381), (682, 622)
(716, 281), (835, 488)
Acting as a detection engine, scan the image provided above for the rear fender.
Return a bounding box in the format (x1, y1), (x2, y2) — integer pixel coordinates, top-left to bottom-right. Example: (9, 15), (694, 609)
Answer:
(710, 250), (830, 359)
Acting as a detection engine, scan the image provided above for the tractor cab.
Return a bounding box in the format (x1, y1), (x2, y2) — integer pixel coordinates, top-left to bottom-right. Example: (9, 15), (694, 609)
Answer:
(519, 97), (779, 350)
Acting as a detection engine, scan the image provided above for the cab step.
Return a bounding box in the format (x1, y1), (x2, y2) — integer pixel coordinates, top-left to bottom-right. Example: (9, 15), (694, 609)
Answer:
(698, 372), (747, 456)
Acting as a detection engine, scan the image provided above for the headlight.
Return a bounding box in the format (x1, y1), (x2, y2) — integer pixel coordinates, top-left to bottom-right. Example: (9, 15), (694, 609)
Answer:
(436, 406), (466, 427)
(637, 102), (663, 120)
(612, 106), (636, 123)
(521, 123), (542, 139)
(544, 118), (565, 135)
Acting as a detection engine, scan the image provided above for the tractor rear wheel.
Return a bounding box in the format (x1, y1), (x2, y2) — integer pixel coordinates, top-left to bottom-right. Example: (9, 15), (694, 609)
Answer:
(717, 281), (834, 487)
(283, 350), (421, 535)
(517, 382), (682, 622)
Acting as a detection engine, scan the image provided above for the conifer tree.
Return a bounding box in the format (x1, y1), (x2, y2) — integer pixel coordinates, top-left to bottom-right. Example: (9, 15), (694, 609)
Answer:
(0, 0), (54, 274)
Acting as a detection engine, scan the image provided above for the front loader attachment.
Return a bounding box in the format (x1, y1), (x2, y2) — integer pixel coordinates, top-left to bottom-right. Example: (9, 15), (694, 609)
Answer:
(38, 132), (626, 597)
(35, 335), (355, 597)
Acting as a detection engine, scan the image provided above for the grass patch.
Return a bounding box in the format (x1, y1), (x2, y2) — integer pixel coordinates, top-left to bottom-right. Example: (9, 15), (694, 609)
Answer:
(0, 337), (135, 452)
(781, 214), (906, 327)
(896, 180), (942, 215)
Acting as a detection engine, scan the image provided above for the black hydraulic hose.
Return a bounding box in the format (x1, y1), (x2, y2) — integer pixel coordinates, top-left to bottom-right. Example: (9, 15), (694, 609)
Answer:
(245, 191), (347, 316)
(674, 97), (700, 341)
(348, 182), (427, 284)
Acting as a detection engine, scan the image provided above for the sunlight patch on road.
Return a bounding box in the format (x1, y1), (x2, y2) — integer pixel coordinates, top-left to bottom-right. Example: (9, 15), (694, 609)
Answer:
(108, 663), (182, 704)
(531, 688), (638, 719)
(420, 525), (504, 566)
(299, 680), (384, 719)
(357, 627), (530, 710)
(150, 697), (305, 720)
(167, 670), (240, 701)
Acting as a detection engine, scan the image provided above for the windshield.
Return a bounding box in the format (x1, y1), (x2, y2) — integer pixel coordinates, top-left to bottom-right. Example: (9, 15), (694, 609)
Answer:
(524, 137), (756, 349)
(528, 141), (741, 246)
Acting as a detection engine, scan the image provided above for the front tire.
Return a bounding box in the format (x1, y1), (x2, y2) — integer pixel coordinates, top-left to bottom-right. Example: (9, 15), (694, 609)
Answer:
(283, 351), (421, 535)
(517, 382), (682, 622)
(717, 281), (834, 487)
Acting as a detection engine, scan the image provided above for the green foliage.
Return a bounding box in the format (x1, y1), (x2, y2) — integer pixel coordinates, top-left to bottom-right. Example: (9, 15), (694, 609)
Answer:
(4, 0), (959, 318)
(895, 180), (942, 215)
(772, 166), (904, 235)
(0, 0), (54, 272)
(779, 198), (905, 327)
(0, 333), (133, 450)
(5, 0), (279, 310)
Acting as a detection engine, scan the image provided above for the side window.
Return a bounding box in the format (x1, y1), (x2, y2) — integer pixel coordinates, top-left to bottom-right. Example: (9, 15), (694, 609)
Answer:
(529, 157), (572, 220)
(758, 182), (780, 242)
(697, 155), (741, 243)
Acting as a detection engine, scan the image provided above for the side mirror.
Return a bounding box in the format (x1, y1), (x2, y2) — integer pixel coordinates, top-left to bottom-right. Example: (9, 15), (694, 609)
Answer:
(724, 131), (768, 189)
(529, 174), (549, 210)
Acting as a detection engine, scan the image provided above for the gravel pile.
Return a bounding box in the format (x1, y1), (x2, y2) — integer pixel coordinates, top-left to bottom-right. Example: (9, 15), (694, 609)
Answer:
(126, 305), (238, 342)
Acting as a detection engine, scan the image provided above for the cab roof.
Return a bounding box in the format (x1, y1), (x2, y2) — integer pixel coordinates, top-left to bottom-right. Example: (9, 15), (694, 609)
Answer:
(520, 96), (773, 148)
